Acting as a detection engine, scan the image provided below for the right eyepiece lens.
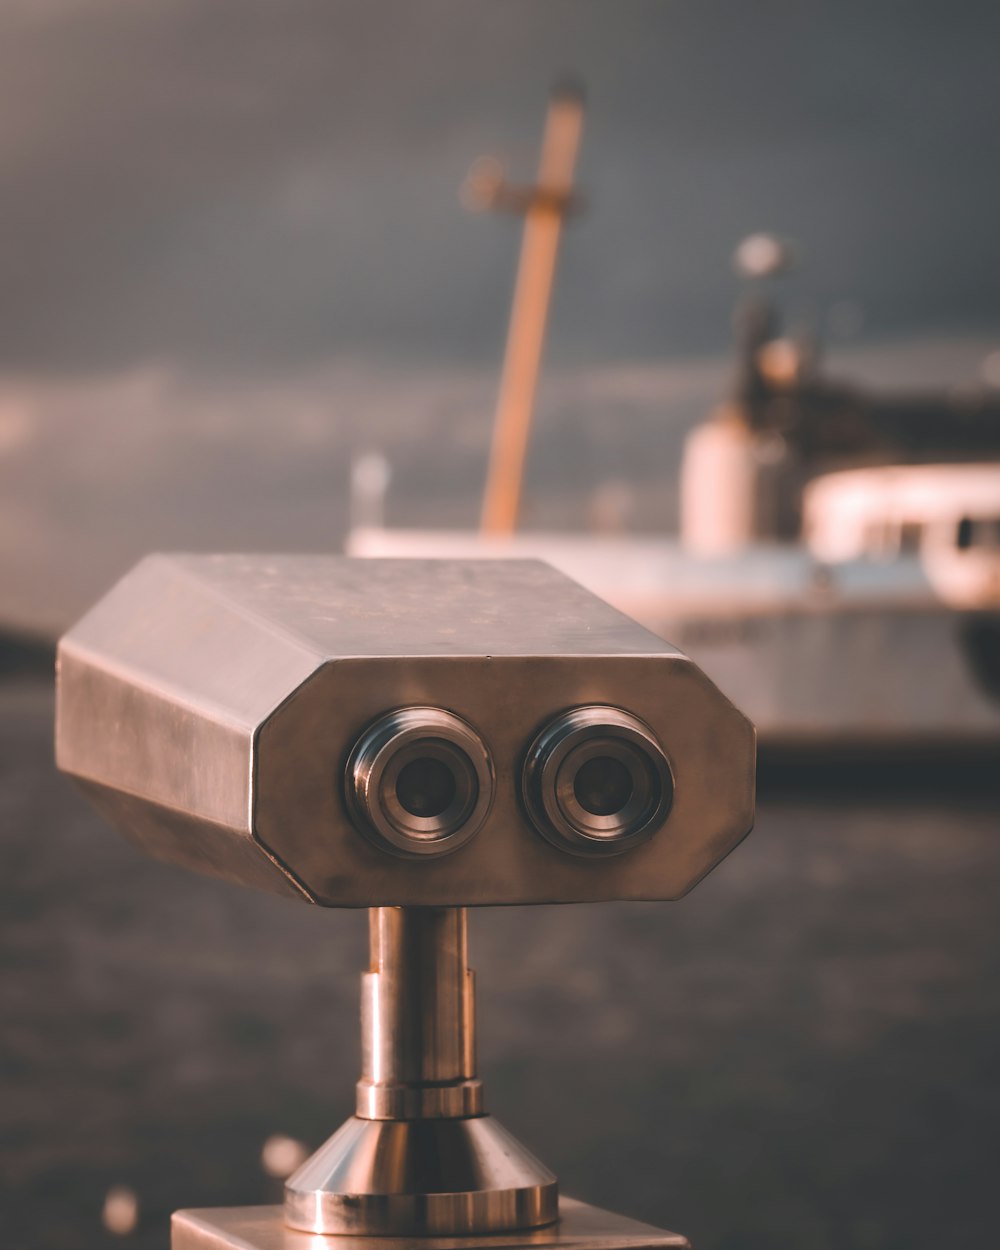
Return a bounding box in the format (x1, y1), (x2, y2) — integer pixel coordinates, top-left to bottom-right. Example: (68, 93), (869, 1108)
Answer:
(573, 755), (634, 816)
(523, 706), (673, 856)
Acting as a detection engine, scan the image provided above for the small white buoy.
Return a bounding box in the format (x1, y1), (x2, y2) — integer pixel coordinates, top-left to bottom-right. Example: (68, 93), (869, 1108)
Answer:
(261, 1133), (309, 1179)
(102, 1184), (140, 1236)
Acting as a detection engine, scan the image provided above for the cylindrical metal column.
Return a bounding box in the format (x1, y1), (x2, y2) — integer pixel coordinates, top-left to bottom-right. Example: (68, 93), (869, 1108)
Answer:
(358, 906), (483, 1118)
(284, 905), (557, 1237)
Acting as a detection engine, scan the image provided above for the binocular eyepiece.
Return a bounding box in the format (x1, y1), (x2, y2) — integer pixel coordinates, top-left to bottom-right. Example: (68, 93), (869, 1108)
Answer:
(347, 707), (495, 857)
(348, 704), (673, 860)
(55, 555), (755, 908)
(523, 706), (673, 856)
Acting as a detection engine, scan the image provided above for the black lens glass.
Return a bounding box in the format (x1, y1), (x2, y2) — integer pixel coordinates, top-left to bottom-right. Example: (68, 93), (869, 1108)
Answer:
(395, 757), (457, 819)
(573, 756), (634, 816)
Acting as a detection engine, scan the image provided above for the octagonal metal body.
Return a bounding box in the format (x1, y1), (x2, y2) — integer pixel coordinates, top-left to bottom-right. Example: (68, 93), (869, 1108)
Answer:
(55, 555), (755, 906)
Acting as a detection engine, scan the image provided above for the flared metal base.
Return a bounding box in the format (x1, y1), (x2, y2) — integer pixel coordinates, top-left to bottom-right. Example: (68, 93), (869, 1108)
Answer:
(283, 1114), (558, 1236)
(172, 1196), (690, 1250)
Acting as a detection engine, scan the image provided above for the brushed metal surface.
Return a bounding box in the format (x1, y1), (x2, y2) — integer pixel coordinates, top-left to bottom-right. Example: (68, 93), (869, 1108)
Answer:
(56, 555), (755, 905)
(357, 907), (482, 1120)
(255, 652), (754, 906)
(284, 1114), (558, 1236)
(172, 1197), (689, 1250)
(54, 555), (755, 1248)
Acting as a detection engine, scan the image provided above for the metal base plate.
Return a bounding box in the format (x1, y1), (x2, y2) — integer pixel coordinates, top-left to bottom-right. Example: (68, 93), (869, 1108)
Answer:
(171, 1196), (690, 1250)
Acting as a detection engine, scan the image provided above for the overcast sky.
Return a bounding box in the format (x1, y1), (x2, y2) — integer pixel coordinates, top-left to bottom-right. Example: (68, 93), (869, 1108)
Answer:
(2, 1), (999, 633)
(2, 0), (999, 378)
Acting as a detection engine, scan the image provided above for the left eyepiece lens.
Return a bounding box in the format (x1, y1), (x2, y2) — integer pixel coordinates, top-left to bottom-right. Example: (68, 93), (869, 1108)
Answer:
(395, 756), (458, 819)
(347, 708), (493, 858)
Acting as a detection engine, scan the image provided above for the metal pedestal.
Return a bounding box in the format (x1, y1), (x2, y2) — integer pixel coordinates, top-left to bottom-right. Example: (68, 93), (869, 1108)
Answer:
(172, 1197), (689, 1250)
(281, 907), (556, 1238)
(53, 555), (756, 1250)
(170, 909), (689, 1249)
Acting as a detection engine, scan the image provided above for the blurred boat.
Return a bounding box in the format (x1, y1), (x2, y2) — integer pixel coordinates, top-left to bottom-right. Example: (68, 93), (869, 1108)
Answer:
(347, 91), (1000, 751)
(348, 529), (1000, 752)
(349, 323), (1000, 750)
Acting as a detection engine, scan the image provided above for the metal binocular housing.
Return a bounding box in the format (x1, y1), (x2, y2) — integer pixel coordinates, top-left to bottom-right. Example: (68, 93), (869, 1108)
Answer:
(55, 556), (755, 1250)
(55, 555), (755, 907)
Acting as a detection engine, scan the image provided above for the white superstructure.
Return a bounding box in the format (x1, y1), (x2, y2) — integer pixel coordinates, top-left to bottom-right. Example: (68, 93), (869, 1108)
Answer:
(804, 463), (1000, 609)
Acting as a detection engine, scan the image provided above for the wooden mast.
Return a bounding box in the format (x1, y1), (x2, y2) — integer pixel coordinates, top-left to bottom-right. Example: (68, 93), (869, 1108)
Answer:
(470, 84), (585, 535)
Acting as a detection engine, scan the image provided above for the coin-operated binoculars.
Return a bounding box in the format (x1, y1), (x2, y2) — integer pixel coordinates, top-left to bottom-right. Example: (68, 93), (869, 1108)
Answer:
(55, 556), (755, 1250)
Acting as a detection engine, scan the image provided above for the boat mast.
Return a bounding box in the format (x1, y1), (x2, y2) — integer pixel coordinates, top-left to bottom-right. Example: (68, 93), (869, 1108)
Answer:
(468, 84), (585, 535)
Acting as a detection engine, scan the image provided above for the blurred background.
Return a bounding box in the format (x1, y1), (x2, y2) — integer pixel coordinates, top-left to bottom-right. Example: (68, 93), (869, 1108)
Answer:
(2, 3), (1000, 1248)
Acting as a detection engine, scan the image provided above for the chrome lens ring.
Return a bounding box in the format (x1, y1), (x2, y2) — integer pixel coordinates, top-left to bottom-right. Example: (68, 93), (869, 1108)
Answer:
(347, 708), (494, 858)
(522, 706), (673, 856)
